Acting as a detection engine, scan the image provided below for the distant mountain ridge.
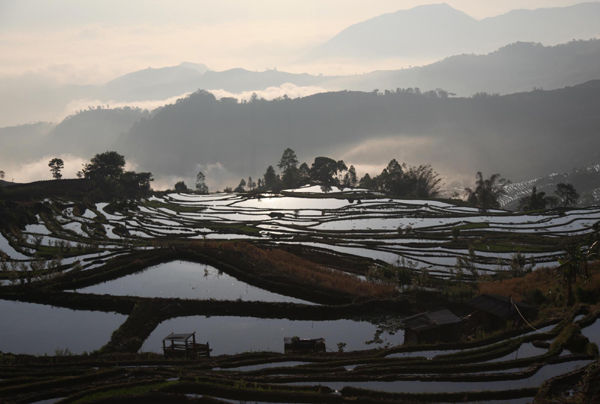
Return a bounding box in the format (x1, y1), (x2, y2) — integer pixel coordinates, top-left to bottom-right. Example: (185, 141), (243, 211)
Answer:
(3, 38), (600, 127)
(304, 2), (600, 62)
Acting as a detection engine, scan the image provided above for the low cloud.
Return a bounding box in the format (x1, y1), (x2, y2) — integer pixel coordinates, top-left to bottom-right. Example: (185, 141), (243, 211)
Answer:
(2, 155), (89, 184)
(64, 93), (193, 117)
(208, 83), (329, 102)
(150, 162), (235, 192)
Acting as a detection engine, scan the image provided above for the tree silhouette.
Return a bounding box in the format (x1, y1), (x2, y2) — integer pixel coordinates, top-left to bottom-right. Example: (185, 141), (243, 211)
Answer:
(0, 170), (5, 180)
(517, 186), (558, 211)
(263, 165), (279, 190)
(83, 151), (125, 181)
(555, 183), (580, 207)
(278, 148), (300, 189)
(463, 172), (509, 209)
(174, 181), (188, 192)
(195, 172), (209, 194)
(48, 158), (64, 180)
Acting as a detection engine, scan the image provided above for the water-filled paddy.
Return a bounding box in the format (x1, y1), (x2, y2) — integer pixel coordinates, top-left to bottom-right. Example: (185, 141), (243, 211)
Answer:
(581, 318), (600, 346)
(142, 315), (404, 355)
(76, 261), (314, 304)
(0, 299), (126, 355)
(286, 359), (591, 393)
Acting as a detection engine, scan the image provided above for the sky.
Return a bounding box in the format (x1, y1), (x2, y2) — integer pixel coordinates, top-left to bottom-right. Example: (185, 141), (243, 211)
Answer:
(0, 0), (590, 83)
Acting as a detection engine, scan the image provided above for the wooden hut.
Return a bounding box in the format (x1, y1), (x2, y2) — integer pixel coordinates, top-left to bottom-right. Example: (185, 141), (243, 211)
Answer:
(401, 309), (463, 344)
(162, 332), (211, 358)
(467, 294), (537, 332)
(284, 337), (326, 353)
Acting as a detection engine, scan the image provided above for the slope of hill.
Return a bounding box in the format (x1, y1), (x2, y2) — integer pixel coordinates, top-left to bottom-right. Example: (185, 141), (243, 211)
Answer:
(333, 39), (600, 95)
(304, 2), (600, 63)
(0, 122), (56, 164)
(115, 80), (600, 186)
(500, 164), (600, 209)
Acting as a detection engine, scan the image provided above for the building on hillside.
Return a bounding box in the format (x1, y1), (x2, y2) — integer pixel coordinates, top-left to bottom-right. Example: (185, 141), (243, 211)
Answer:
(466, 294), (537, 332)
(400, 309), (463, 344)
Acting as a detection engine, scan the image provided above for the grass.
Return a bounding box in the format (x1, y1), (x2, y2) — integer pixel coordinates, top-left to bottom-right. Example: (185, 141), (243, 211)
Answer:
(197, 241), (397, 298)
(478, 261), (600, 308)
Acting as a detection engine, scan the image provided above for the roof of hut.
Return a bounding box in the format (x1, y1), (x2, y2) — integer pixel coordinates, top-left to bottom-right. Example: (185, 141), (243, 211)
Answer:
(401, 309), (462, 332)
(163, 332), (195, 342)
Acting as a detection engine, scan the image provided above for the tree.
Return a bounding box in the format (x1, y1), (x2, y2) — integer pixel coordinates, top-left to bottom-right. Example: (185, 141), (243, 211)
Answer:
(403, 164), (443, 198)
(120, 171), (153, 196)
(297, 163), (311, 186)
(247, 176), (256, 191)
(555, 183), (580, 207)
(278, 148), (300, 189)
(196, 172), (209, 194)
(359, 173), (376, 189)
(234, 178), (247, 192)
(263, 165), (279, 190)
(310, 157), (346, 185)
(517, 186), (558, 211)
(82, 151), (126, 181)
(343, 165), (358, 187)
(278, 148), (299, 172)
(48, 158), (64, 180)
(174, 181), (188, 192)
(0, 170), (4, 180)
(463, 172), (509, 209)
(375, 159), (404, 195)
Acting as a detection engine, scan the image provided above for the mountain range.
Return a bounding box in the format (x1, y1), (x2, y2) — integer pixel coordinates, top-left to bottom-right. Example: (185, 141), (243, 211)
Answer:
(3, 80), (600, 192)
(303, 2), (600, 62)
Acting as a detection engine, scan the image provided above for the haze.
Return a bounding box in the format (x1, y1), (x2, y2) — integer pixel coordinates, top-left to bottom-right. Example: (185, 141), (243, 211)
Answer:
(0, 0), (591, 81)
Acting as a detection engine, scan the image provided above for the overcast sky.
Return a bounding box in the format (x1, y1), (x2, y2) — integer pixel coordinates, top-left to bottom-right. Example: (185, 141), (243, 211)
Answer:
(0, 0), (591, 83)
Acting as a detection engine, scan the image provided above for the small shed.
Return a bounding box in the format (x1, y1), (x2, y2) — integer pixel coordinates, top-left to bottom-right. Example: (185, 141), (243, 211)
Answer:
(467, 294), (537, 331)
(284, 337), (326, 353)
(162, 332), (211, 358)
(400, 309), (463, 344)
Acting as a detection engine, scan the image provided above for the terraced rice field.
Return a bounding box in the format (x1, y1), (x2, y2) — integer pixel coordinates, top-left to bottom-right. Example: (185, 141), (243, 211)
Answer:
(1, 186), (599, 403)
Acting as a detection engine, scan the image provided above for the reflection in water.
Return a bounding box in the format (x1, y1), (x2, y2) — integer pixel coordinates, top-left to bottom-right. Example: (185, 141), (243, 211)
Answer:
(76, 261), (314, 304)
(142, 315), (404, 355)
(581, 318), (600, 347)
(287, 360), (591, 393)
(0, 299), (126, 355)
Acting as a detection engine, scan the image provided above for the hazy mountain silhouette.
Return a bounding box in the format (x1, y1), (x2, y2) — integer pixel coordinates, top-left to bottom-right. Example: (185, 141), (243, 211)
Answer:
(111, 80), (600, 187)
(303, 2), (600, 62)
(103, 62), (209, 101)
(4, 81), (600, 188)
(4, 37), (600, 127)
(334, 39), (600, 95)
(0, 122), (55, 164)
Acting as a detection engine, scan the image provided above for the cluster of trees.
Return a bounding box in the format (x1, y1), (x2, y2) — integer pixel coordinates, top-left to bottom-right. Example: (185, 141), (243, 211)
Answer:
(463, 172), (509, 209)
(460, 171), (581, 210)
(77, 151), (153, 197)
(216, 148), (443, 198)
(517, 183), (580, 210)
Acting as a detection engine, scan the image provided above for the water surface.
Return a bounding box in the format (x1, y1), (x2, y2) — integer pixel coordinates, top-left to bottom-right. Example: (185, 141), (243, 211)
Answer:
(142, 315), (403, 355)
(0, 299), (126, 355)
(76, 261), (313, 304)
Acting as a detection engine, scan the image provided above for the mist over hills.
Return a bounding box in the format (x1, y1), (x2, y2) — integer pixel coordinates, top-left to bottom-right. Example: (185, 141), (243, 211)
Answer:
(3, 38), (600, 128)
(304, 2), (600, 63)
(4, 80), (599, 191)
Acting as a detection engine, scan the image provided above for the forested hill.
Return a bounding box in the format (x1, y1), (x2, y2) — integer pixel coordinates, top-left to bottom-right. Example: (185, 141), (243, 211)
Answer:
(331, 39), (600, 96)
(117, 80), (600, 185)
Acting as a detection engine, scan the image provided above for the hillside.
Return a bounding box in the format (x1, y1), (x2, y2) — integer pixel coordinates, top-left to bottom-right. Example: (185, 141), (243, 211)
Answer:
(501, 164), (600, 209)
(115, 81), (600, 186)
